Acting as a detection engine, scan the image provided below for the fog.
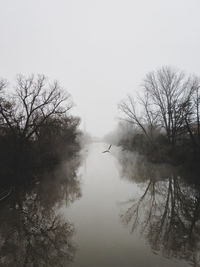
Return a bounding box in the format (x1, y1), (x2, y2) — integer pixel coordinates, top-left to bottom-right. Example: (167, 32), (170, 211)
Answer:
(0, 0), (200, 136)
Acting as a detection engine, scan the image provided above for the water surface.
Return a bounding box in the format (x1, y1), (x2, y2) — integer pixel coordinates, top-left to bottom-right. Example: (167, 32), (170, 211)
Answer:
(1, 142), (200, 267)
(65, 143), (198, 267)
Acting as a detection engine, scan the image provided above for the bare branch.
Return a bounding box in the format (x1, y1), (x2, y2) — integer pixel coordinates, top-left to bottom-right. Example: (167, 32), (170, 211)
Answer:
(0, 75), (73, 141)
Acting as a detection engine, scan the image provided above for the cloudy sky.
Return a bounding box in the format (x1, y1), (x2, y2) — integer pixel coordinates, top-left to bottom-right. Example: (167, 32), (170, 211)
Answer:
(0, 0), (200, 136)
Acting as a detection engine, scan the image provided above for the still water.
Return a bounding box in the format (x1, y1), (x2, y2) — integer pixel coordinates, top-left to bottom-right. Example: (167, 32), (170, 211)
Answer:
(0, 142), (200, 266)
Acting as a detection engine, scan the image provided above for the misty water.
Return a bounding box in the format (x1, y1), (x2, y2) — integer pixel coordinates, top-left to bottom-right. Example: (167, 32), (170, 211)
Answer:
(1, 142), (200, 267)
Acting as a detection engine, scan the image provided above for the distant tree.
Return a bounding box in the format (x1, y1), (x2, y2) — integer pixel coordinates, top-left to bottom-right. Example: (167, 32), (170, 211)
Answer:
(0, 79), (9, 129)
(118, 94), (159, 143)
(185, 77), (200, 149)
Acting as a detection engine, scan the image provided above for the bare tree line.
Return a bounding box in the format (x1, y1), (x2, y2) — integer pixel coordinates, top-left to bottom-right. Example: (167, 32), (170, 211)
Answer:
(119, 66), (200, 161)
(0, 74), (81, 186)
(0, 74), (73, 143)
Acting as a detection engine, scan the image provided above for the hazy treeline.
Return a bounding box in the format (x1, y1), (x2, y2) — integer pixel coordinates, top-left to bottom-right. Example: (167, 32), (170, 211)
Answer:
(0, 74), (81, 187)
(103, 121), (134, 147)
(118, 66), (200, 164)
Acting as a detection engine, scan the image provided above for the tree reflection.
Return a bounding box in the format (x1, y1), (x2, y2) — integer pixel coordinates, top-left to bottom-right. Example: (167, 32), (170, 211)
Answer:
(118, 150), (200, 266)
(0, 156), (82, 267)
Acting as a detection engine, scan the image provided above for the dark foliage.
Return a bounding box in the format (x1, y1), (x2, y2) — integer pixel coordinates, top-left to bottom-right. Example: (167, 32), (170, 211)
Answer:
(0, 75), (81, 188)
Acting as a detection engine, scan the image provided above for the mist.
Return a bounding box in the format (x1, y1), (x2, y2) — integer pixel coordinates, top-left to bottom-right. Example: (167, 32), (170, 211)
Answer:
(1, 0), (200, 136)
(1, 1), (200, 267)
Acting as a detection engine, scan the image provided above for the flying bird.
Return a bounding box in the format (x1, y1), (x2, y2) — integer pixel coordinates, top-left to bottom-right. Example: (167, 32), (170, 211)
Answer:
(102, 144), (112, 153)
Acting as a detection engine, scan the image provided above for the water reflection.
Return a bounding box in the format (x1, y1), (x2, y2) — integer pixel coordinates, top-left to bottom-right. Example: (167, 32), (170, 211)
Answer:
(0, 156), (82, 267)
(117, 150), (200, 267)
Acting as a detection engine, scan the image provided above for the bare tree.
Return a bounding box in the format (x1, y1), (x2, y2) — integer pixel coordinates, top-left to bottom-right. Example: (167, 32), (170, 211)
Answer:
(119, 67), (196, 148)
(138, 92), (160, 140)
(0, 79), (7, 92)
(118, 95), (153, 142)
(0, 79), (9, 127)
(0, 74), (73, 143)
(143, 66), (195, 146)
(186, 77), (200, 147)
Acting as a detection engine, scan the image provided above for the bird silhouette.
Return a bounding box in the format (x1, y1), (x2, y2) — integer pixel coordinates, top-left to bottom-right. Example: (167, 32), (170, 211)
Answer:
(102, 144), (112, 153)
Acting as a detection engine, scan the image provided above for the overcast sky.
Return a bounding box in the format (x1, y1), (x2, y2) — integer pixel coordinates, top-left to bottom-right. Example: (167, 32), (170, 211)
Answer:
(0, 0), (200, 137)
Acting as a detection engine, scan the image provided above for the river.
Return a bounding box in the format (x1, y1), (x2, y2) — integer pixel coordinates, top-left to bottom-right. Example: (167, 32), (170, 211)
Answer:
(0, 142), (199, 267)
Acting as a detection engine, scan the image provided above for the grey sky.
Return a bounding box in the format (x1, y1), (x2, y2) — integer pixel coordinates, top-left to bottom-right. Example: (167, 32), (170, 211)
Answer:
(0, 0), (200, 137)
